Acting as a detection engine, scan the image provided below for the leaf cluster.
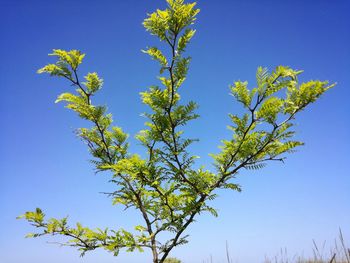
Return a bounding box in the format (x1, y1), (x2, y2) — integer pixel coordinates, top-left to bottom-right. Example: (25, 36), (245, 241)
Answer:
(212, 66), (334, 180)
(17, 208), (149, 256)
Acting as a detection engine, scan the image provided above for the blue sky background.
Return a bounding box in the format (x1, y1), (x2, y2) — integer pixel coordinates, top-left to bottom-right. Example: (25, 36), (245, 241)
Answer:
(1, 0), (349, 262)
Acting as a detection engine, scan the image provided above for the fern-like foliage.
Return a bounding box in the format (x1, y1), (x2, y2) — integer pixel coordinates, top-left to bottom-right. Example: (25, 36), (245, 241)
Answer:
(18, 1), (335, 263)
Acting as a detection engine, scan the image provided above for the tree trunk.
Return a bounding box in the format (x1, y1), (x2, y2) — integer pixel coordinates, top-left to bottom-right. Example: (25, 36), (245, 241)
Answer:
(152, 238), (159, 263)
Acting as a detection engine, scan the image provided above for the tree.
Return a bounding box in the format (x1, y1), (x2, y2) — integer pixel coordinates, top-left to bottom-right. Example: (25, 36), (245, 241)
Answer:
(18, 0), (335, 262)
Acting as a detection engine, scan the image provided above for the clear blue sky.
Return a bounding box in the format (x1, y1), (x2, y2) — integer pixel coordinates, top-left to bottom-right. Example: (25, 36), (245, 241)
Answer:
(1, 0), (349, 262)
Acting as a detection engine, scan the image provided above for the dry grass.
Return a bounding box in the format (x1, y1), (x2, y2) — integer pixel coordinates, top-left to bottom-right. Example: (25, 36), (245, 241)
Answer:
(200, 228), (349, 263)
(262, 229), (349, 263)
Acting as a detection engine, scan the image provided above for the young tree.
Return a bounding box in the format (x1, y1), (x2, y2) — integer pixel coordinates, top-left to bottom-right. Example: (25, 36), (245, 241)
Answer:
(18, 0), (334, 262)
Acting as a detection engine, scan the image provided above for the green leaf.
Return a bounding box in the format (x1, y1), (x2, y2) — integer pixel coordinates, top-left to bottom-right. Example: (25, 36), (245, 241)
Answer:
(83, 72), (103, 94)
(178, 28), (196, 53)
(230, 81), (251, 107)
(142, 47), (168, 67)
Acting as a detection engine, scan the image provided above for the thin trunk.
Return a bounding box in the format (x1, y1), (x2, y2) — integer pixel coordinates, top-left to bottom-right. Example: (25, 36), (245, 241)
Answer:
(152, 237), (159, 263)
